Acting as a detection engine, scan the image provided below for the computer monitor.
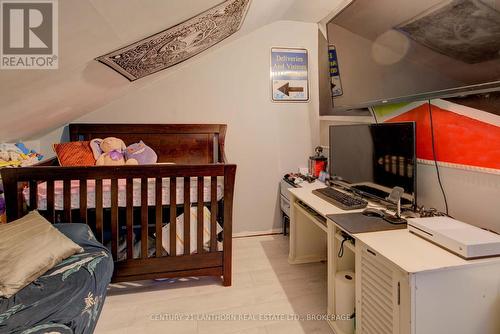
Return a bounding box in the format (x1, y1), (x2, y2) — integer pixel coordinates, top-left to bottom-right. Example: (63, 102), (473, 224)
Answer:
(329, 122), (416, 206)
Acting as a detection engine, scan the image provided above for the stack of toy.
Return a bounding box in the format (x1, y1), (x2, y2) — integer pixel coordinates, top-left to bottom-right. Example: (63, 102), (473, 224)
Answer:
(0, 142), (42, 223)
(0, 143), (43, 168)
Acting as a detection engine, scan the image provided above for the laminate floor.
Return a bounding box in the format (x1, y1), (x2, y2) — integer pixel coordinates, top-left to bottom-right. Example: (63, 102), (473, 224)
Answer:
(95, 235), (331, 334)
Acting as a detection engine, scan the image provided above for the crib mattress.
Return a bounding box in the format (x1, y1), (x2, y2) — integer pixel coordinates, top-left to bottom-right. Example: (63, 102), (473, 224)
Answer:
(24, 177), (224, 211)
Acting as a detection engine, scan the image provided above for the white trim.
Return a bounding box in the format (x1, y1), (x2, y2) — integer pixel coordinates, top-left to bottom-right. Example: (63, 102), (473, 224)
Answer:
(379, 101), (427, 122)
(288, 255), (326, 264)
(380, 99), (500, 127)
(319, 115), (373, 123)
(417, 159), (500, 175)
(318, 0), (354, 30)
(431, 99), (500, 127)
(232, 228), (282, 238)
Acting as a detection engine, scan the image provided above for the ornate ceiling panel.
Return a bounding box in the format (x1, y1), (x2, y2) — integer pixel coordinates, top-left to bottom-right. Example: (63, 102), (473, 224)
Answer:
(397, 0), (500, 64)
(96, 0), (251, 81)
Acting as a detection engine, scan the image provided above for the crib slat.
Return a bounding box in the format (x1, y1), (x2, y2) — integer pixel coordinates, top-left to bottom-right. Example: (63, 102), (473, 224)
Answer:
(79, 179), (87, 224)
(63, 180), (72, 223)
(29, 181), (38, 210)
(197, 177), (204, 254)
(95, 179), (103, 243)
(210, 176), (217, 252)
(169, 177), (177, 256)
(183, 177), (191, 256)
(16, 183), (24, 219)
(46, 180), (55, 222)
(155, 178), (163, 257)
(126, 178), (133, 260)
(111, 179), (119, 260)
(141, 178), (148, 259)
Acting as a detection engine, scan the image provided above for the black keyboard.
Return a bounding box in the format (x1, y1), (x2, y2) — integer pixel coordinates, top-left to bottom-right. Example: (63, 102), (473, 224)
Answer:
(312, 187), (368, 210)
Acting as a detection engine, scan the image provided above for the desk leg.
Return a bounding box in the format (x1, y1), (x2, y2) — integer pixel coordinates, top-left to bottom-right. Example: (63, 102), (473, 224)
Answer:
(327, 220), (335, 317)
(328, 223), (356, 332)
(288, 194), (327, 264)
(282, 212), (289, 236)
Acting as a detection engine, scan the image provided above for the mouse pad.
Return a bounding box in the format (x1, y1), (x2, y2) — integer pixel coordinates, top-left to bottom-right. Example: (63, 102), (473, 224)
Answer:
(326, 212), (407, 234)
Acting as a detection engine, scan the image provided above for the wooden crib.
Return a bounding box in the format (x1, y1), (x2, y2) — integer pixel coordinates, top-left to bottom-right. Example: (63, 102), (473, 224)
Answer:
(1, 124), (236, 286)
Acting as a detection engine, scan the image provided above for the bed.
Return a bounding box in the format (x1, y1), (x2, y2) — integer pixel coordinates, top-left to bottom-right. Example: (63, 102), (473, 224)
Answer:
(1, 124), (236, 286)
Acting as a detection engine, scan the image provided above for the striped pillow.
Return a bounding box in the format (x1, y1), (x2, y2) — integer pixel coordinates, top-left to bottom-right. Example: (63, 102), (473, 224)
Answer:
(53, 141), (96, 166)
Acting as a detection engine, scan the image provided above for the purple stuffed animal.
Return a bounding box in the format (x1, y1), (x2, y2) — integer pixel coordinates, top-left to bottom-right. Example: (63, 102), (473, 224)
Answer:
(124, 141), (158, 165)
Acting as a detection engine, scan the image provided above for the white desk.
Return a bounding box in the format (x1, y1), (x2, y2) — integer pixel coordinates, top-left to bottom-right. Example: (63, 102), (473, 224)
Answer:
(287, 186), (500, 334)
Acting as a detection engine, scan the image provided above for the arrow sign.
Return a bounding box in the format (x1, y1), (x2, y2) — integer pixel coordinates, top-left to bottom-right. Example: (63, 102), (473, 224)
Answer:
(278, 82), (304, 96)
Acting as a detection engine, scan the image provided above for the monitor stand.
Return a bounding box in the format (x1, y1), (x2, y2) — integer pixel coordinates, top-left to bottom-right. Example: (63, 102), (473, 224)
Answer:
(352, 184), (412, 205)
(352, 184), (389, 198)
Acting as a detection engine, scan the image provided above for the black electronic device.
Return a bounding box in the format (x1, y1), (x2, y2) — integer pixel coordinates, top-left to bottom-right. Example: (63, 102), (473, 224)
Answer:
(329, 122), (416, 206)
(313, 187), (368, 210)
(362, 208), (385, 218)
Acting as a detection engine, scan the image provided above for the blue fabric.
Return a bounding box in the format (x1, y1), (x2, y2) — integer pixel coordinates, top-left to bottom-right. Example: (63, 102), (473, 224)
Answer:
(0, 224), (113, 334)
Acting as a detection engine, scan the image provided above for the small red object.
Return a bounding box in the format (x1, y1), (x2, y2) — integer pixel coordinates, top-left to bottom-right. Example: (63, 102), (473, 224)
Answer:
(309, 146), (327, 178)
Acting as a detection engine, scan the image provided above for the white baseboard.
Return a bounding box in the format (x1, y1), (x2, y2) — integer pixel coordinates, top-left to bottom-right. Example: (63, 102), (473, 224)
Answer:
(233, 228), (283, 238)
(288, 255), (326, 264)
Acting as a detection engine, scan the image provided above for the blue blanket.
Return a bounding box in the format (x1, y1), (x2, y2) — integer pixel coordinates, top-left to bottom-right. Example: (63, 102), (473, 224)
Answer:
(0, 224), (114, 334)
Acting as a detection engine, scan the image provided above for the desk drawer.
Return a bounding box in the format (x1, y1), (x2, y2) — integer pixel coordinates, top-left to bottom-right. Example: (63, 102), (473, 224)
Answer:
(280, 179), (294, 201)
(280, 195), (290, 217)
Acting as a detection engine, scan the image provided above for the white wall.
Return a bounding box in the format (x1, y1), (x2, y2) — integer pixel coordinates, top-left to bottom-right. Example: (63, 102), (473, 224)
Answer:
(37, 20), (321, 235)
(417, 164), (500, 233)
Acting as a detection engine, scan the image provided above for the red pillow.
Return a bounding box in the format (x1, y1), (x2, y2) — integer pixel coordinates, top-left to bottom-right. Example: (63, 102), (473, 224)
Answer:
(53, 141), (96, 166)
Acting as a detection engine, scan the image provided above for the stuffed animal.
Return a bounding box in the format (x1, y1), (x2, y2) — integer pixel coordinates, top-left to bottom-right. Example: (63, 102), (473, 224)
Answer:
(0, 151), (9, 162)
(90, 137), (129, 166)
(0, 143), (21, 166)
(124, 141), (158, 165)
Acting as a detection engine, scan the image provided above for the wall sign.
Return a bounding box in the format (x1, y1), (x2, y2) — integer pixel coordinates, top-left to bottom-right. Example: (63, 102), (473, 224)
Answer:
(271, 47), (309, 102)
(329, 45), (343, 97)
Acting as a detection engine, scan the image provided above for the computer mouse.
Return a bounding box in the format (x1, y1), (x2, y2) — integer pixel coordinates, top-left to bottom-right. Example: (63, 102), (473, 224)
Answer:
(362, 208), (385, 218)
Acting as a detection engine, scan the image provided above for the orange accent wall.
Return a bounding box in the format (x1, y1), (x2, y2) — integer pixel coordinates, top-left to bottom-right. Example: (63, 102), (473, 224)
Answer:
(387, 103), (500, 170)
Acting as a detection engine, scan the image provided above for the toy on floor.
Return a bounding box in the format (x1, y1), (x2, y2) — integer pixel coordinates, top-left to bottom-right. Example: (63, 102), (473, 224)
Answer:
(124, 141), (158, 165)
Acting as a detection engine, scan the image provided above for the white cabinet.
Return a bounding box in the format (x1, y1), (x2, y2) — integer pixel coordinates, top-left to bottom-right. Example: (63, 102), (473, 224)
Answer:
(287, 187), (500, 334)
(355, 238), (500, 334)
(356, 244), (409, 334)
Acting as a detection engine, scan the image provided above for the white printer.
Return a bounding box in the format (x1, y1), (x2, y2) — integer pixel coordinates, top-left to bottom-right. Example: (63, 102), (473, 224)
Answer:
(408, 216), (500, 259)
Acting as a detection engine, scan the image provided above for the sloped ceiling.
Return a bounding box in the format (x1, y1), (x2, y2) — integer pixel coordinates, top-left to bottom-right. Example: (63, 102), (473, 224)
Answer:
(0, 0), (345, 142)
